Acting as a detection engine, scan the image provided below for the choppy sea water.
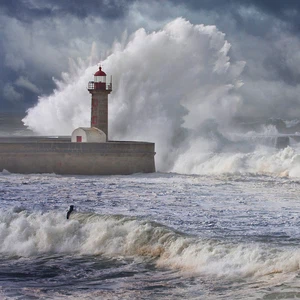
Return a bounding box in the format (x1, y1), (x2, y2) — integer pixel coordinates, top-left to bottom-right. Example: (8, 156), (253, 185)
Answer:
(1, 113), (300, 299)
(1, 172), (300, 299)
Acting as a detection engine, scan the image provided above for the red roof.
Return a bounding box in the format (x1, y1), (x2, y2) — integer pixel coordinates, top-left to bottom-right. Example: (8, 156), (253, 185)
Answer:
(94, 66), (106, 76)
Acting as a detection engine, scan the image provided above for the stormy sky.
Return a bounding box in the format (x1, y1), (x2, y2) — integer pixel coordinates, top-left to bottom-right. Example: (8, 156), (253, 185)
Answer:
(1, 0), (300, 118)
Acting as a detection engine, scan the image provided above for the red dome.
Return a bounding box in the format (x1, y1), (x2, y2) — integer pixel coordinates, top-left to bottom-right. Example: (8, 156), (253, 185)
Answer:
(94, 66), (106, 76)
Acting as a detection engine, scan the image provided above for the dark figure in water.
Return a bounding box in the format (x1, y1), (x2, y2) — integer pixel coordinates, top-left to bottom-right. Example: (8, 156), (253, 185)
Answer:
(67, 205), (74, 219)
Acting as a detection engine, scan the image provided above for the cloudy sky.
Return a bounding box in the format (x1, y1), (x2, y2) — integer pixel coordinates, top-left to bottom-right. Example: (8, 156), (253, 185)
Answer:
(1, 0), (300, 117)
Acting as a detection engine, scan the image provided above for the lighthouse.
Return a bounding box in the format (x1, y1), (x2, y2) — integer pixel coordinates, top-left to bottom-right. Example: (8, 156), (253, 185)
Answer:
(0, 64), (155, 174)
(87, 66), (112, 140)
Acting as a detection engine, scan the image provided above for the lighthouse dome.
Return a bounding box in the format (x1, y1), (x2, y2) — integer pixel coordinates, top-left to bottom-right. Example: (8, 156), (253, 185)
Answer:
(94, 67), (106, 76)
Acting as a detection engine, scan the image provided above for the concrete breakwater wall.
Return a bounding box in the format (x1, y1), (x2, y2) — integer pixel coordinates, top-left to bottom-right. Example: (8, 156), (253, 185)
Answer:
(0, 138), (155, 175)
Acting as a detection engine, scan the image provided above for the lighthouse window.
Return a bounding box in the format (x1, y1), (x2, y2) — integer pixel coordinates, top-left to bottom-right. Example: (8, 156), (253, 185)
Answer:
(95, 76), (106, 83)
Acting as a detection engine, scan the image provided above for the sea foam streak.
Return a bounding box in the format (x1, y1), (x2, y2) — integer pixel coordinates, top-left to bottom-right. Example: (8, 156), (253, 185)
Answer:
(22, 18), (300, 177)
(0, 209), (299, 280)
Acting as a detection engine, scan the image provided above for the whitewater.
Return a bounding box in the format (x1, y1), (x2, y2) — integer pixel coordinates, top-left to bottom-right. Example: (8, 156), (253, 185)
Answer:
(1, 171), (300, 299)
(1, 18), (300, 299)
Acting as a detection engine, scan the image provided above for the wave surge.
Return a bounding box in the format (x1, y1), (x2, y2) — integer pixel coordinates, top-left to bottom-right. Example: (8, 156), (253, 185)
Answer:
(1, 209), (300, 280)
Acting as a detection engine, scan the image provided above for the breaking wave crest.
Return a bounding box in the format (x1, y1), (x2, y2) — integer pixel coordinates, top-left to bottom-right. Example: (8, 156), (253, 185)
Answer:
(1, 209), (300, 279)
(174, 146), (300, 177)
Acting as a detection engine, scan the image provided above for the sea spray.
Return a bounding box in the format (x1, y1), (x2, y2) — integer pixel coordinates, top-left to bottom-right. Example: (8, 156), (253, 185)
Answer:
(23, 18), (244, 172)
(22, 18), (300, 177)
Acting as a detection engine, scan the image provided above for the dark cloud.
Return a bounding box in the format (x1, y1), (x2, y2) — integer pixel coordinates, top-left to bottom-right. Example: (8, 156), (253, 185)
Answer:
(1, 0), (300, 115)
(246, 0), (300, 17)
(169, 0), (300, 33)
(2, 0), (300, 30)
(0, 0), (134, 22)
(170, 0), (300, 17)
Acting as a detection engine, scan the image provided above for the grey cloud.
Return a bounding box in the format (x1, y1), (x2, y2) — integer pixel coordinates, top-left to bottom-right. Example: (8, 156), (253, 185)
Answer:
(1, 0), (300, 117)
(15, 76), (40, 94)
(169, 0), (300, 19)
(3, 83), (23, 103)
(0, 11), (117, 111)
(0, 0), (135, 21)
(167, 0), (300, 35)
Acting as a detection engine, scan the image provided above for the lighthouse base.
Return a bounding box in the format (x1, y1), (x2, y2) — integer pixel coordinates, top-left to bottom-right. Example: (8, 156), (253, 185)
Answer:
(0, 137), (155, 175)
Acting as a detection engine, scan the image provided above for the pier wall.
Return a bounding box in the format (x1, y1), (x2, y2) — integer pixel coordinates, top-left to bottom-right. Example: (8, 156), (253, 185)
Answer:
(0, 140), (155, 175)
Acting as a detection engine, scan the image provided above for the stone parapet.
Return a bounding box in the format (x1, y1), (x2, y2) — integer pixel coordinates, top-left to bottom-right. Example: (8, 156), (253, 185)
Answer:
(0, 140), (156, 175)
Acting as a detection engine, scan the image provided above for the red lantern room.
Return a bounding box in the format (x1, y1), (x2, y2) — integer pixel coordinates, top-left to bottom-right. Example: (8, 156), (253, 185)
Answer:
(88, 66), (112, 91)
(94, 67), (106, 82)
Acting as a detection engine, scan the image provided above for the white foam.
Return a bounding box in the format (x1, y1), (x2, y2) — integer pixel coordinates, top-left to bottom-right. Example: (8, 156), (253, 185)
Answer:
(0, 210), (299, 280)
(173, 145), (300, 177)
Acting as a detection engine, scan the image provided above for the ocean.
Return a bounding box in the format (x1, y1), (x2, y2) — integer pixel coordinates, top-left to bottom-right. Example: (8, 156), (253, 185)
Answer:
(1, 116), (300, 299)
(1, 170), (300, 299)
(2, 18), (300, 299)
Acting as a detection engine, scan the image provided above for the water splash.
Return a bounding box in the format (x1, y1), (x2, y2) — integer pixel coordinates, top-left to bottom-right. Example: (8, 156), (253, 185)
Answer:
(23, 18), (244, 172)
(22, 18), (300, 176)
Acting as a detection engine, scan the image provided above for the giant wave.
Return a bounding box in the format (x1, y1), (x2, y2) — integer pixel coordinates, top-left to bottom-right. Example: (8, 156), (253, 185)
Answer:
(22, 18), (300, 177)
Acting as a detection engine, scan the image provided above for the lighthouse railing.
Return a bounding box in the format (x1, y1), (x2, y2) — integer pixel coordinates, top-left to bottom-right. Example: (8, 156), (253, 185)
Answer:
(88, 81), (112, 91)
(107, 82), (112, 91)
(88, 81), (94, 90)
